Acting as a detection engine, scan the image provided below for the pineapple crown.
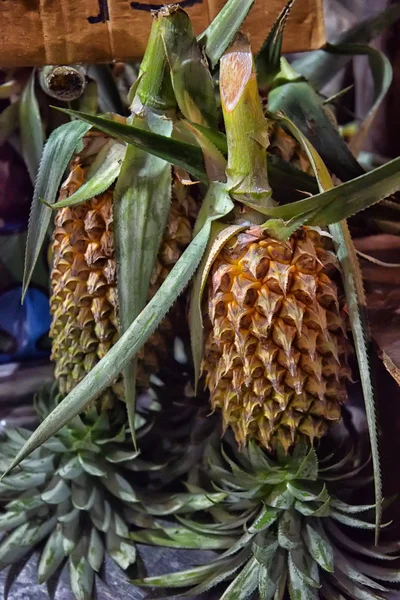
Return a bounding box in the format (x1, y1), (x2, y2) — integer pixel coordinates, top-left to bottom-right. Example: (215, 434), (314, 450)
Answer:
(0, 383), (160, 599)
(134, 440), (400, 599)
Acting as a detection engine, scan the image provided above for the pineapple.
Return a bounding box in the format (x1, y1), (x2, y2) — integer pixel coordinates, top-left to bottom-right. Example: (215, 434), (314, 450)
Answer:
(134, 439), (398, 599)
(50, 132), (197, 405)
(202, 225), (352, 452)
(198, 35), (352, 453)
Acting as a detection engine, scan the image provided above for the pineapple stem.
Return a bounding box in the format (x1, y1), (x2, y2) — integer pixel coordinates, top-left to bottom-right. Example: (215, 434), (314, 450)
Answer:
(130, 9), (177, 114)
(156, 5), (218, 129)
(220, 33), (274, 210)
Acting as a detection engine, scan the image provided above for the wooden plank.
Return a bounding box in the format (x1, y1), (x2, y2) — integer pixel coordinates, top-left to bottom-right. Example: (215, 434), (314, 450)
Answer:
(209, 0), (326, 52)
(0, 0), (326, 67)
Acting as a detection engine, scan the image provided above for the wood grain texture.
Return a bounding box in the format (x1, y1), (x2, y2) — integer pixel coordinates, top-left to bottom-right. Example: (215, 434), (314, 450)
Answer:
(0, 0), (325, 67)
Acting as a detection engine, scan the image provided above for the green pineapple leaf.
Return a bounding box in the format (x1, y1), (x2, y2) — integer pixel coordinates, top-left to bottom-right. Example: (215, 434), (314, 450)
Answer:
(50, 140), (126, 209)
(181, 119), (227, 182)
(69, 544), (94, 600)
(272, 114), (383, 539)
(130, 527), (235, 550)
(268, 68), (365, 182)
(106, 530), (136, 570)
(53, 109), (319, 202)
(288, 556), (319, 600)
(142, 491), (226, 515)
(247, 505), (279, 534)
(323, 43), (392, 158)
(329, 221), (382, 541)
(87, 528), (104, 572)
(114, 110), (172, 451)
(257, 556), (282, 599)
(256, 0), (295, 90)
(293, 4), (400, 89)
(198, 0), (255, 68)
(38, 527), (65, 583)
(263, 152), (400, 226)
(182, 550), (251, 597)
(182, 120), (228, 155)
(19, 70), (44, 183)
(303, 521), (334, 573)
(326, 521), (399, 561)
(219, 557), (260, 599)
(55, 108), (208, 183)
(22, 119), (91, 300)
(132, 560), (228, 588)
(332, 549), (388, 591)
(278, 510), (301, 550)
(289, 546), (320, 588)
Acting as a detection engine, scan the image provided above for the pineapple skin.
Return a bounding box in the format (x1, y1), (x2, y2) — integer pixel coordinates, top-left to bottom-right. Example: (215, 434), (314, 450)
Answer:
(50, 134), (196, 407)
(203, 226), (351, 452)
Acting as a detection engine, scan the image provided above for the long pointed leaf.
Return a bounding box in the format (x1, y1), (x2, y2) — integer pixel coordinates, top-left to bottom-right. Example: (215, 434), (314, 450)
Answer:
(186, 550), (251, 596)
(22, 120), (91, 299)
(293, 4), (400, 89)
(56, 108), (207, 183)
(51, 140), (126, 208)
(38, 527), (65, 583)
(220, 557), (260, 600)
(132, 560), (226, 588)
(19, 70), (44, 182)
(268, 74), (364, 182)
(256, 0), (295, 89)
(264, 155), (400, 226)
(113, 114), (172, 449)
(330, 221), (381, 541)
(325, 43), (392, 157)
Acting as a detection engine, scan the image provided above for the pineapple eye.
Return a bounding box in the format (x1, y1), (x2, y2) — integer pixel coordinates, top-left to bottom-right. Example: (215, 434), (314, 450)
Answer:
(256, 258), (269, 279)
(295, 256), (318, 273)
(243, 287), (258, 307)
(239, 313), (252, 330)
(220, 273), (232, 292)
(221, 329), (234, 343)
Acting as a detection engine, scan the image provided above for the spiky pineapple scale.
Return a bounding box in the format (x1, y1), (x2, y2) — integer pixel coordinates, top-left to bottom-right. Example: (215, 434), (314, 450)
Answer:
(203, 226), (351, 452)
(50, 134), (196, 405)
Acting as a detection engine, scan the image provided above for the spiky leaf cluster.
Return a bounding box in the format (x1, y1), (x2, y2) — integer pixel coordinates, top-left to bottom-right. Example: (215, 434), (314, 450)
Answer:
(135, 442), (400, 599)
(0, 384), (158, 600)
